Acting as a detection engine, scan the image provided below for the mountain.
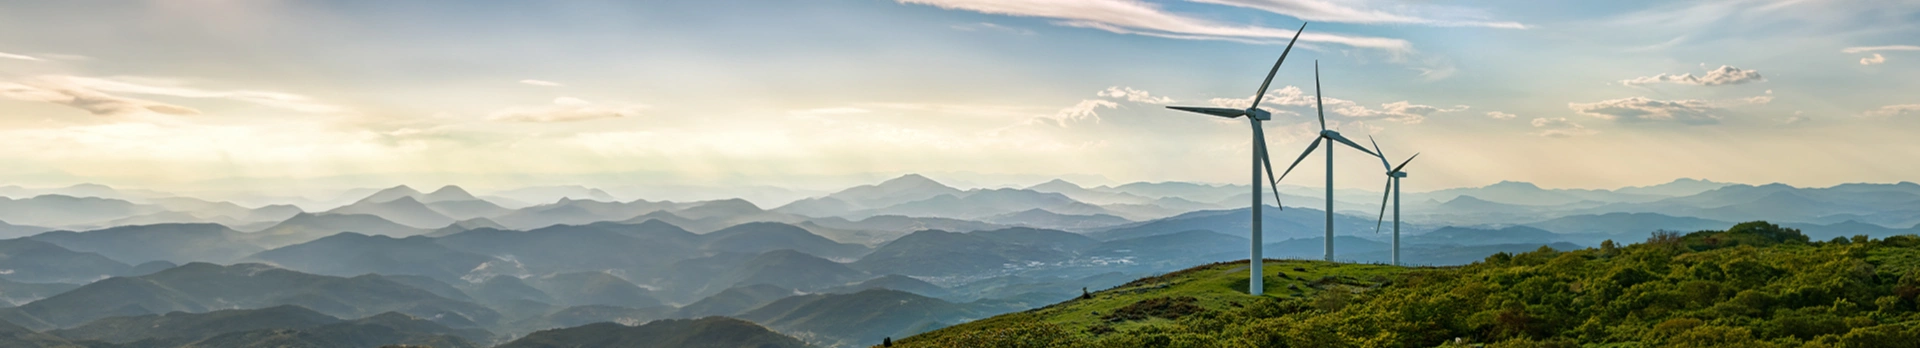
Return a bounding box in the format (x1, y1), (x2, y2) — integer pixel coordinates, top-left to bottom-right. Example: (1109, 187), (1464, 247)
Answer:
(689, 249), (869, 297)
(0, 238), (132, 284)
(859, 188), (1116, 220)
(419, 185), (482, 203)
(48, 305), (340, 345)
(1614, 178), (1734, 197)
(182, 312), (488, 348)
(738, 289), (982, 348)
(325, 196), (457, 229)
(0, 278), (81, 307)
(490, 185), (621, 207)
(824, 274), (950, 299)
(1262, 235), (1392, 259)
(0, 263), (500, 330)
(1523, 212), (1733, 242)
(1091, 206), (1384, 242)
(434, 223), (701, 277)
(1085, 230), (1244, 265)
(1025, 179), (1157, 205)
(529, 271), (663, 309)
(250, 213), (426, 248)
(247, 232), (498, 284)
(429, 217), (509, 237)
(0, 318), (83, 348)
(701, 222), (870, 260)
(463, 275), (554, 307)
(770, 196), (857, 217)
(851, 229), (1076, 277)
(426, 199), (513, 221)
(505, 305), (676, 335)
(30, 223), (263, 264)
(0, 220), (50, 239)
(0, 195), (151, 228)
(826, 174), (964, 209)
(968, 227), (1100, 252)
(984, 208), (1132, 231)
(491, 198), (674, 230)
(355, 185), (424, 204)
(1407, 225), (1566, 246)
(497, 317), (808, 348)
(1099, 181), (1244, 203)
(677, 284), (797, 318)
(1414, 180), (1667, 206)
(800, 215), (1007, 245)
(672, 198), (765, 220)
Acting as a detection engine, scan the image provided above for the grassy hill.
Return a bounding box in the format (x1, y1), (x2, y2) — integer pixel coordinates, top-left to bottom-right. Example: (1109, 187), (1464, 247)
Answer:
(891, 221), (1920, 347)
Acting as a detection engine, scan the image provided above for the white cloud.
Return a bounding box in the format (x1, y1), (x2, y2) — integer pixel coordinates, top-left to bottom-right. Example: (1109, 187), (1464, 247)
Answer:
(0, 79), (200, 116)
(1861, 54), (1886, 65)
(789, 107), (872, 116)
(488, 97), (650, 123)
(1331, 101), (1467, 124)
(1531, 117), (1594, 138)
(1206, 85), (1464, 123)
(896, 0), (1413, 51)
(1035, 99), (1118, 126)
(1187, 0), (1526, 29)
(1097, 86), (1174, 104)
(1864, 104), (1920, 117)
(0, 51), (41, 61)
(1486, 111), (1517, 119)
(1620, 65), (1764, 86)
(950, 22), (1035, 35)
(1841, 45), (1920, 53)
(519, 79), (564, 87)
(1567, 96), (1772, 125)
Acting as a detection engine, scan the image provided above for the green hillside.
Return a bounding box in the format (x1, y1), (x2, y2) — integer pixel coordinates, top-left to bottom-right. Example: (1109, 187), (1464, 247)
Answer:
(892, 221), (1920, 347)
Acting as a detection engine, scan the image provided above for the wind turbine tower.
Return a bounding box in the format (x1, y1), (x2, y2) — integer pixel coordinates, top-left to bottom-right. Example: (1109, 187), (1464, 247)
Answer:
(1162, 23), (1306, 295)
(1278, 62), (1384, 262)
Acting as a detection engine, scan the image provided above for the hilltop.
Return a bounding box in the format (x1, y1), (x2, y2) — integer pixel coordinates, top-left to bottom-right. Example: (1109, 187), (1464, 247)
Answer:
(892, 221), (1920, 347)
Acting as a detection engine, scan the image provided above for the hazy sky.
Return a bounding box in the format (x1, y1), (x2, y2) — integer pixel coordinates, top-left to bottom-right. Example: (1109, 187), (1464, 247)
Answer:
(0, 0), (1916, 193)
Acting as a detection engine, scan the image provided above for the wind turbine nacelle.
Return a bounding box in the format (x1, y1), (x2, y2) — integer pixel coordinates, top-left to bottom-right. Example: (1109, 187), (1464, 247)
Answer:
(1247, 108), (1272, 121)
(1392, 172), (1409, 178)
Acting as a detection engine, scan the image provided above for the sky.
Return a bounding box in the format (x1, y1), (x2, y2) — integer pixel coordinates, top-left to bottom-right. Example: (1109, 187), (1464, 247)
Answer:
(0, 0), (1917, 194)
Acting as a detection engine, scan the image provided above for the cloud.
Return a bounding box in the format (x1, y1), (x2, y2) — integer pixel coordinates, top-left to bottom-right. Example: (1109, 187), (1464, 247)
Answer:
(1566, 96), (1774, 125)
(519, 79), (564, 87)
(0, 51), (41, 61)
(1331, 101), (1467, 124)
(0, 79), (200, 116)
(488, 97), (650, 123)
(1486, 111), (1517, 119)
(1863, 104), (1920, 117)
(1861, 54), (1886, 65)
(896, 0), (1413, 51)
(1841, 45), (1920, 53)
(950, 22), (1035, 35)
(1035, 99), (1119, 126)
(1531, 117), (1595, 138)
(1186, 0), (1526, 29)
(0, 75), (348, 114)
(1097, 86), (1174, 104)
(1206, 85), (1464, 123)
(1620, 65), (1764, 86)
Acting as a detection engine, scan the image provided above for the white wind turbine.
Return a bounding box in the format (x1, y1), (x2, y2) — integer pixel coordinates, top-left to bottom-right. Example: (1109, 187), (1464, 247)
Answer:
(1162, 22), (1306, 296)
(1277, 62), (1384, 262)
(1368, 136), (1417, 266)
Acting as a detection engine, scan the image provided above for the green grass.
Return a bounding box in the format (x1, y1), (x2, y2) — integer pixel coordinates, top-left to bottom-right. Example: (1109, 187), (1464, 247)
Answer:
(893, 259), (1417, 346)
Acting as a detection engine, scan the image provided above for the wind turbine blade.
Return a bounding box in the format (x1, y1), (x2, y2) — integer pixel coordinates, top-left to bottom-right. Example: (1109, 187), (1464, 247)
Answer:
(1278, 137), (1322, 181)
(1375, 180), (1391, 234)
(1249, 23), (1308, 110)
(1368, 135), (1391, 171)
(1253, 122), (1285, 209)
(1326, 132), (1380, 157)
(1314, 61), (1326, 131)
(1166, 106), (1247, 118)
(1393, 153), (1420, 173)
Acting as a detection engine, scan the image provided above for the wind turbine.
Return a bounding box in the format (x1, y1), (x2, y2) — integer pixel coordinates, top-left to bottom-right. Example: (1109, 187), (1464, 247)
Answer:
(1277, 61), (1383, 262)
(1162, 22), (1306, 296)
(1368, 137), (1417, 266)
